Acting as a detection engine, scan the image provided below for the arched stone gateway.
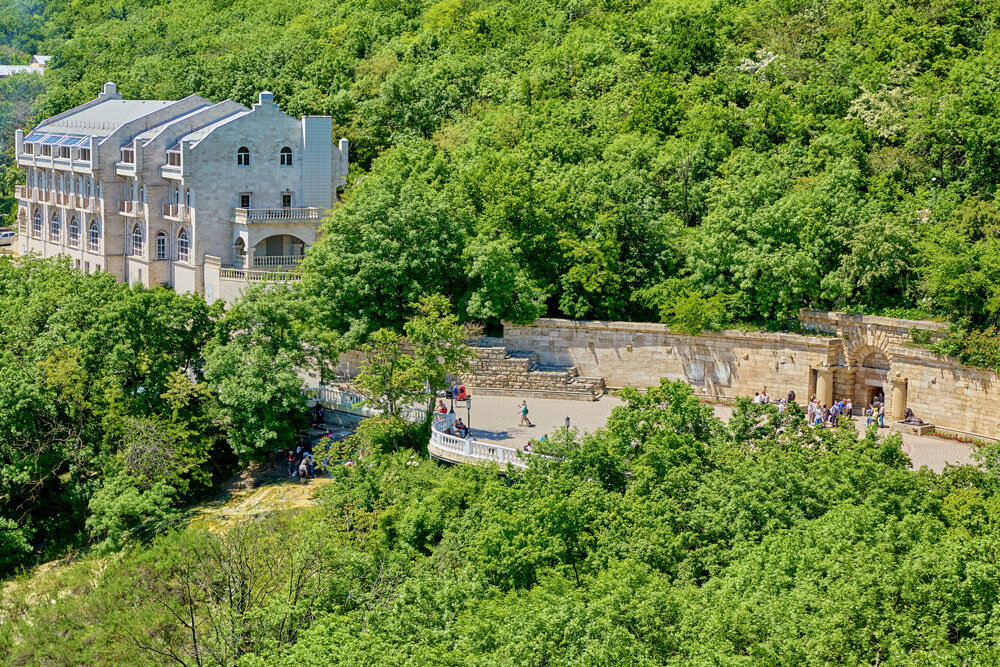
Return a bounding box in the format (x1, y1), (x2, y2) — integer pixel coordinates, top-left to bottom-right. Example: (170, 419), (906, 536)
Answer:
(853, 347), (891, 410)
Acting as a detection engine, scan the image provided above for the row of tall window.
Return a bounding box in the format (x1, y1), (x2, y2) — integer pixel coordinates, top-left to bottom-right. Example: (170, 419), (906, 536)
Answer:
(237, 146), (293, 167)
(32, 209), (100, 251)
(131, 224), (190, 261)
(25, 144), (90, 161)
(26, 170), (99, 197)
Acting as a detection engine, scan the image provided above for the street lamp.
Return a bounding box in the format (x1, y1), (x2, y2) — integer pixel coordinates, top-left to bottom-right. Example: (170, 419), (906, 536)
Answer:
(466, 396), (472, 432)
(565, 416), (571, 430)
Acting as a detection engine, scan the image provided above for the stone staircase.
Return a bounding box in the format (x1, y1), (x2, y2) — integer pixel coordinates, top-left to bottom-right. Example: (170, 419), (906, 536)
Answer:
(463, 347), (605, 401)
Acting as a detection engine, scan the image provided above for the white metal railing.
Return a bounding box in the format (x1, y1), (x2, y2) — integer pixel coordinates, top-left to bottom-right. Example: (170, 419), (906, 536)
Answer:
(253, 254), (303, 267)
(429, 422), (527, 469)
(303, 386), (528, 469)
(219, 268), (301, 282)
(233, 207), (321, 224)
(304, 387), (429, 423)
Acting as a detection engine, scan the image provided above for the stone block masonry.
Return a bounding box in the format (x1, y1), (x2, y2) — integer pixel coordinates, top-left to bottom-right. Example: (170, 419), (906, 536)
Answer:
(502, 318), (838, 403)
(463, 347), (606, 401)
(501, 312), (1000, 442)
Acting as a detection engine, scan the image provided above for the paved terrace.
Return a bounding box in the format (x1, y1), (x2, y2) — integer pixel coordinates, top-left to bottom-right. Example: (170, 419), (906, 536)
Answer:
(459, 394), (975, 473)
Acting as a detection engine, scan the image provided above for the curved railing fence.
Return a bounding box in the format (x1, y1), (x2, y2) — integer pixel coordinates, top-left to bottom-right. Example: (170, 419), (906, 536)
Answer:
(305, 387), (430, 425)
(429, 413), (527, 469)
(305, 386), (527, 470)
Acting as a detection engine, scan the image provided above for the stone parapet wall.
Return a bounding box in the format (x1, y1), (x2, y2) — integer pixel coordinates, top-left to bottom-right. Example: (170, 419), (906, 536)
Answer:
(501, 314), (1000, 441)
(889, 346), (1000, 440)
(463, 346), (605, 399)
(502, 318), (838, 401)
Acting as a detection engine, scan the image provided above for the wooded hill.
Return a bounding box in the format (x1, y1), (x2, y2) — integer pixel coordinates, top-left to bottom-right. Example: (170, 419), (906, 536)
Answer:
(3, 0), (1000, 338)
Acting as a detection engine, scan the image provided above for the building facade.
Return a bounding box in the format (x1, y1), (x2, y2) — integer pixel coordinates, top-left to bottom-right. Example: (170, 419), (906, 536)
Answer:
(14, 82), (348, 301)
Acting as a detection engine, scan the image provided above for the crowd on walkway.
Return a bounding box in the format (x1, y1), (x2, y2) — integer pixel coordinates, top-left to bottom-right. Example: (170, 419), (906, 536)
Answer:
(752, 386), (888, 429)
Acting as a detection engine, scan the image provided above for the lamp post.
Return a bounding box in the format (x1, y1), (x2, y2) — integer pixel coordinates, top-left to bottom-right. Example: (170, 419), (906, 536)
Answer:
(466, 396), (472, 432)
(565, 416), (570, 430)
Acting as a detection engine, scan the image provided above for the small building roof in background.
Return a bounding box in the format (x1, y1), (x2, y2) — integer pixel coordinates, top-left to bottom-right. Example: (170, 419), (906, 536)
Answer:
(31, 55), (52, 66)
(0, 64), (39, 77)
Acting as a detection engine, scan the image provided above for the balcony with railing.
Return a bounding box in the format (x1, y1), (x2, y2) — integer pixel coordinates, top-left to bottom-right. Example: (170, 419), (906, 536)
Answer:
(252, 254), (303, 268)
(219, 268), (302, 282)
(15, 185), (29, 200)
(119, 200), (139, 216)
(74, 195), (93, 212)
(55, 192), (68, 206)
(162, 203), (187, 221)
(233, 207), (322, 224)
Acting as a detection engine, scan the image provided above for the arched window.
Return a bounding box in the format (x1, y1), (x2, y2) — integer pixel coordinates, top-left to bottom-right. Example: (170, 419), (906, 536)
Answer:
(68, 216), (80, 246)
(131, 223), (144, 255)
(32, 209), (42, 237)
(50, 212), (61, 242)
(177, 228), (190, 262)
(237, 146), (250, 166)
(156, 231), (167, 260)
(279, 146), (292, 166)
(88, 220), (100, 251)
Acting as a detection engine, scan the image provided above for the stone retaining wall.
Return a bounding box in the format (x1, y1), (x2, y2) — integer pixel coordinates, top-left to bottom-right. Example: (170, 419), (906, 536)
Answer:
(502, 318), (838, 401)
(464, 346), (605, 400)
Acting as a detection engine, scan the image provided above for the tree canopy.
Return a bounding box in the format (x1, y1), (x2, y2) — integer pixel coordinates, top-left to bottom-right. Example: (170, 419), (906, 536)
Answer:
(6, 0), (1000, 339)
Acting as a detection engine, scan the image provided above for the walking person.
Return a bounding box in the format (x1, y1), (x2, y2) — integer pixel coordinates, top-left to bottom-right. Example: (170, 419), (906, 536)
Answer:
(877, 402), (885, 428)
(518, 401), (532, 427)
(287, 450), (296, 477)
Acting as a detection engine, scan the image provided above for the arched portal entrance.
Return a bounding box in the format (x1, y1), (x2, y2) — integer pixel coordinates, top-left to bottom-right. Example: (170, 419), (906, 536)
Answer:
(854, 348), (890, 409)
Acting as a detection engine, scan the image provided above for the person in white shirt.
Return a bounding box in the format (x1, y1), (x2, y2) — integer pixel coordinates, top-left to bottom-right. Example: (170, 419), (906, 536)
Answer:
(752, 392), (762, 404)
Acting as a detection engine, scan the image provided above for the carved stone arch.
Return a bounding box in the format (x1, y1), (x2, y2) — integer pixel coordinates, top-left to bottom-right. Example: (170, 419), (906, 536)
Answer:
(845, 342), (893, 369)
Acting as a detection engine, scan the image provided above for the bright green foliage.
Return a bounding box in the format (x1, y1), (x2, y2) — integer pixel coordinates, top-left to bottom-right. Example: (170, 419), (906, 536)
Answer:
(8, 0), (1000, 332)
(403, 294), (476, 401)
(9, 383), (1000, 664)
(0, 259), (320, 571)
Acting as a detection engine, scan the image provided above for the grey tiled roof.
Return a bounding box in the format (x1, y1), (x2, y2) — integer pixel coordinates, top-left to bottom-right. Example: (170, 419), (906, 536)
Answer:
(39, 100), (178, 137)
(177, 110), (252, 146)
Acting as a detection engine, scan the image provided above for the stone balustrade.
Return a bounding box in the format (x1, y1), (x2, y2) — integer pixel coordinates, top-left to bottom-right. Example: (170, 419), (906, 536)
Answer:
(253, 254), (303, 268)
(220, 267), (301, 282)
(233, 207), (321, 224)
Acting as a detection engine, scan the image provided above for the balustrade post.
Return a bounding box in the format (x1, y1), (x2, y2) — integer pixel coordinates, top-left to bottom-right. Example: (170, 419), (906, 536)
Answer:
(465, 438), (473, 455)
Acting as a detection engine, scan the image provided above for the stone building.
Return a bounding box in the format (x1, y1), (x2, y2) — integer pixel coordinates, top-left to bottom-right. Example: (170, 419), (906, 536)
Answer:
(14, 82), (348, 301)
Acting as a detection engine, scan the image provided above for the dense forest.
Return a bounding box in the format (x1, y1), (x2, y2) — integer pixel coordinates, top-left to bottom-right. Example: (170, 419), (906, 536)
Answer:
(5, 382), (1000, 665)
(3, 0), (1000, 338)
(5, 0), (1000, 662)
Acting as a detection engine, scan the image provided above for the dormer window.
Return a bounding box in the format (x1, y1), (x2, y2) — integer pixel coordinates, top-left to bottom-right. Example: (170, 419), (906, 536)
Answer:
(165, 145), (181, 167)
(237, 146), (250, 166)
(280, 147), (292, 166)
(121, 143), (135, 164)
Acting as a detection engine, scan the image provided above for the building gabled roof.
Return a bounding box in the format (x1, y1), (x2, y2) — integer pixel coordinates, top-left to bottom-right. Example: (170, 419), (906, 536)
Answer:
(133, 104), (217, 145)
(31, 55), (52, 66)
(176, 109), (252, 147)
(37, 99), (179, 138)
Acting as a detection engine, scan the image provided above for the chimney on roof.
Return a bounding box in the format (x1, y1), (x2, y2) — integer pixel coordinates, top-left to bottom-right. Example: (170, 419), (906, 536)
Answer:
(100, 82), (119, 99)
(256, 91), (275, 109)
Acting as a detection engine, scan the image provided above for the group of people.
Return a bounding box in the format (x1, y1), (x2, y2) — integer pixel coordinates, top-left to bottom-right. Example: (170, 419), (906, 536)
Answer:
(435, 399), (470, 437)
(753, 387), (796, 413)
(865, 396), (888, 428)
(805, 395), (854, 428)
(287, 446), (317, 483)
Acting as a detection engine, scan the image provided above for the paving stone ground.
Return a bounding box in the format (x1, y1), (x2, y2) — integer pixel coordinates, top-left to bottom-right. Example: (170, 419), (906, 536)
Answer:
(464, 393), (976, 474)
